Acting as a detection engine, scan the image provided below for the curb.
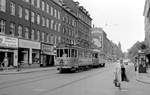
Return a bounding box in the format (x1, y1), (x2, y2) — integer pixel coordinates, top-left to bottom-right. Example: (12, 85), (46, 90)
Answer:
(0, 67), (56, 75)
(136, 78), (150, 84)
(136, 76), (150, 84)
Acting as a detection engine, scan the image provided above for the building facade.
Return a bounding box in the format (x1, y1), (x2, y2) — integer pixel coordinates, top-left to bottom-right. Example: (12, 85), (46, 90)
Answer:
(0, 0), (62, 68)
(144, 0), (150, 48)
(91, 27), (123, 62)
(0, 0), (92, 68)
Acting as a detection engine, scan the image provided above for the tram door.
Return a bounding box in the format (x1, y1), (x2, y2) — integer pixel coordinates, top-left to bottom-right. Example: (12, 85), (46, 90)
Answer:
(0, 52), (5, 66)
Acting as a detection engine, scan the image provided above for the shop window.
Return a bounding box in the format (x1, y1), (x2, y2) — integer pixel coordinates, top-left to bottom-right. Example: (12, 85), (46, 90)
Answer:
(32, 50), (40, 64)
(0, 0), (6, 12)
(18, 6), (23, 18)
(10, 2), (15, 16)
(18, 25), (23, 37)
(10, 23), (15, 36)
(0, 19), (5, 34)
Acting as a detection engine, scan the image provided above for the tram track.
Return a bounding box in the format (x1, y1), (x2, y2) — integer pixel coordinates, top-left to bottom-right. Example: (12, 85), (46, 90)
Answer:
(37, 66), (112, 95)
(0, 64), (113, 93)
(0, 71), (59, 89)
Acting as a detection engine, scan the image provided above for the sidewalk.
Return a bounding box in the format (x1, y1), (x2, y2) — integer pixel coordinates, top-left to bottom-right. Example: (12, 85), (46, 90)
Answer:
(136, 68), (150, 84)
(0, 67), (56, 75)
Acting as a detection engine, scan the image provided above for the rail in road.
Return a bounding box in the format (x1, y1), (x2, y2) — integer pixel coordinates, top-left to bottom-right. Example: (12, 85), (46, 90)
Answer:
(0, 64), (115, 94)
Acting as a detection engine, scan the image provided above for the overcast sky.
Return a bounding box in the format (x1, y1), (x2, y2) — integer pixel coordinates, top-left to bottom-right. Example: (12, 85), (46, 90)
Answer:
(76, 0), (145, 52)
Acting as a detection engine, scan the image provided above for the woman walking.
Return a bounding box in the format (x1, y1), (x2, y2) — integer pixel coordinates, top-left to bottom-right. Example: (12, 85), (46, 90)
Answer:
(114, 59), (129, 90)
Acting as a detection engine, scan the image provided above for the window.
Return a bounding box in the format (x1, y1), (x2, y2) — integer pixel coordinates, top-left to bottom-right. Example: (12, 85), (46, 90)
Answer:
(41, 32), (44, 42)
(37, 0), (40, 8)
(50, 34), (54, 44)
(0, 20), (5, 34)
(50, 7), (53, 16)
(31, 29), (35, 40)
(10, 2), (15, 16)
(54, 35), (57, 44)
(58, 11), (60, 19)
(58, 23), (61, 32)
(23, 0), (29, 3)
(42, 17), (45, 26)
(31, 0), (35, 6)
(37, 30), (40, 41)
(37, 14), (40, 25)
(31, 12), (35, 23)
(0, 0), (6, 12)
(54, 23), (57, 31)
(18, 25), (22, 37)
(46, 19), (49, 28)
(51, 20), (54, 29)
(46, 3), (49, 13)
(47, 34), (49, 43)
(42, 1), (45, 11)
(10, 23), (15, 36)
(18, 6), (23, 18)
(54, 9), (57, 18)
(25, 27), (29, 39)
(25, 9), (29, 20)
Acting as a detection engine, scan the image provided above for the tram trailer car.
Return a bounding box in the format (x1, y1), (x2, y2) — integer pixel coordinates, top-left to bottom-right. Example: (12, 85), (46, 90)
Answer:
(92, 52), (105, 67)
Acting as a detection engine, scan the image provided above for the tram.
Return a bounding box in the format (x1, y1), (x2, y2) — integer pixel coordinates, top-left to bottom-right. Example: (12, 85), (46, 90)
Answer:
(92, 49), (105, 67)
(55, 46), (93, 73)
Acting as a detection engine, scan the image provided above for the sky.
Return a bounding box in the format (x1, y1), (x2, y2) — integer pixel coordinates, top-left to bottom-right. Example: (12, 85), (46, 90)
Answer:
(76, 0), (145, 52)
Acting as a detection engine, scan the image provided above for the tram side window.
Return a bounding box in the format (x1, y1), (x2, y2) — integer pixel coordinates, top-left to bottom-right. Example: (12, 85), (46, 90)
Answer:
(75, 50), (77, 57)
(71, 49), (74, 57)
(57, 49), (60, 57)
(65, 49), (68, 57)
(93, 53), (98, 58)
(60, 49), (63, 57)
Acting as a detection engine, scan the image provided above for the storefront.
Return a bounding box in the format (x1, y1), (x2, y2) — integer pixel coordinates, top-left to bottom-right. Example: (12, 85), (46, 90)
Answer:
(41, 43), (55, 67)
(18, 39), (40, 68)
(0, 35), (18, 67)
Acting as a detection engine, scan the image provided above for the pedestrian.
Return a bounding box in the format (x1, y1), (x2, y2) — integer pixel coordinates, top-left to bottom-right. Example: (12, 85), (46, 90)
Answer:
(114, 60), (121, 89)
(3, 57), (8, 72)
(120, 59), (129, 90)
(114, 59), (129, 90)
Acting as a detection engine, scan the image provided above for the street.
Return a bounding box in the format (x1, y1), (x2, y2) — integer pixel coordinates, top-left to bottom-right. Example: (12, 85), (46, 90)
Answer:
(0, 63), (149, 95)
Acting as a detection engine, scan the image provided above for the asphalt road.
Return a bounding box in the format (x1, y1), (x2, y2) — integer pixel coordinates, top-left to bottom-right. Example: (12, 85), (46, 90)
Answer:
(0, 63), (149, 95)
